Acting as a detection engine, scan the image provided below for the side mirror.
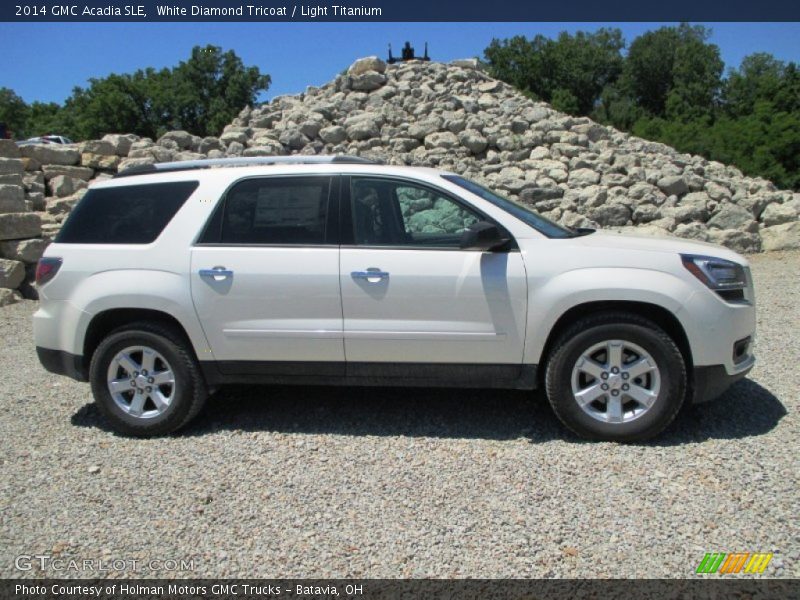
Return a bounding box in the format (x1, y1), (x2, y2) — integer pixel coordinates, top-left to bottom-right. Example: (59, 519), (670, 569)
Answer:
(460, 221), (511, 251)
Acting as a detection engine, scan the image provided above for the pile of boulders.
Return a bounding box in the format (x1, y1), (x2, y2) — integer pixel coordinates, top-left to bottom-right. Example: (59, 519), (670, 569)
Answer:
(0, 135), (135, 305)
(1, 57), (798, 307)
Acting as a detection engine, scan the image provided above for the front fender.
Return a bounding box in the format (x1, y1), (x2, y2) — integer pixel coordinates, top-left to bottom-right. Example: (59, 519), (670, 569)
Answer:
(523, 267), (696, 365)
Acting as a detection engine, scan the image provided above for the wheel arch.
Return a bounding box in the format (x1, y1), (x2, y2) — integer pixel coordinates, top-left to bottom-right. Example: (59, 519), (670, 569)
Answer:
(82, 309), (200, 376)
(537, 300), (694, 385)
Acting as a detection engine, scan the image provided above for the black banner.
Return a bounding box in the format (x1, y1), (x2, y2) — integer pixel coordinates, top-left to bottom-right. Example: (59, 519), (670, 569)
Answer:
(3, 580), (800, 600)
(2, 0), (800, 22)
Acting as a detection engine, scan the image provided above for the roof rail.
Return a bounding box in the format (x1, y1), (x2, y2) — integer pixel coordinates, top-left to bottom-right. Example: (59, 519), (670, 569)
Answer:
(114, 155), (380, 178)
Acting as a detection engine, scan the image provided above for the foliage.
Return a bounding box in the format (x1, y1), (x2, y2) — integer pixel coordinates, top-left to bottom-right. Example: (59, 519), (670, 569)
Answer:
(0, 87), (28, 137)
(484, 28), (624, 116)
(484, 24), (799, 190)
(1, 45), (270, 141)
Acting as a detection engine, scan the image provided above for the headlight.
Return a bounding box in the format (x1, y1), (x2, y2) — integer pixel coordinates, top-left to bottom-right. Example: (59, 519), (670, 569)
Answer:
(681, 254), (747, 291)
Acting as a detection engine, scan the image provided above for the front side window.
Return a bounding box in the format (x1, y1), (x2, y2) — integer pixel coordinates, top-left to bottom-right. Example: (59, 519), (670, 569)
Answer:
(56, 181), (198, 244)
(209, 176), (331, 245)
(351, 177), (481, 248)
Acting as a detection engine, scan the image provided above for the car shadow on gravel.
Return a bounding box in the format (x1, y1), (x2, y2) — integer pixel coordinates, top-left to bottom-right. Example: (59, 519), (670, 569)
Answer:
(71, 377), (786, 444)
(649, 378), (787, 446)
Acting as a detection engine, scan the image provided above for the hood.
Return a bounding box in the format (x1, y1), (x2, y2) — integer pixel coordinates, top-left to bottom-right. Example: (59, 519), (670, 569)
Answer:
(573, 230), (749, 265)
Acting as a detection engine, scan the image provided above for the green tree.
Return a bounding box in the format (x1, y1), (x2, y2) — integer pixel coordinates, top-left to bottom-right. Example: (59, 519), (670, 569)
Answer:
(484, 28), (624, 116)
(665, 36), (724, 120)
(24, 101), (64, 137)
(0, 87), (29, 137)
(619, 24), (722, 119)
(170, 45), (271, 137)
(724, 53), (800, 117)
(61, 72), (157, 139)
(59, 45), (270, 140)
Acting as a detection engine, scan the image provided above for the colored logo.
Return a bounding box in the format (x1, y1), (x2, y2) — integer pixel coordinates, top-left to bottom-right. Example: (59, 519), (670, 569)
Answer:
(696, 552), (773, 574)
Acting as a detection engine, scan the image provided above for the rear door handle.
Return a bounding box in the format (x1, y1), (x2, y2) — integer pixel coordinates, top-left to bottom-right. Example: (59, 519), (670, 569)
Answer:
(199, 267), (234, 279)
(352, 269), (389, 282)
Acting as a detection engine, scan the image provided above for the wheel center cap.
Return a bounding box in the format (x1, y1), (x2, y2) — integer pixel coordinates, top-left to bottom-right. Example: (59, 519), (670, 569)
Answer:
(607, 374), (623, 389)
(136, 375), (149, 388)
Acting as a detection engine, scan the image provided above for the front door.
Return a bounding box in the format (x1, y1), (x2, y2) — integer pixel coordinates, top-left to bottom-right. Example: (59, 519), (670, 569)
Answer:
(339, 176), (527, 379)
(190, 174), (344, 374)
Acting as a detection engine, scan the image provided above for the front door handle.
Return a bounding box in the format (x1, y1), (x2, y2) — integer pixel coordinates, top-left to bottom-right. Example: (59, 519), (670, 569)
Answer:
(351, 269), (389, 282)
(199, 266), (234, 280)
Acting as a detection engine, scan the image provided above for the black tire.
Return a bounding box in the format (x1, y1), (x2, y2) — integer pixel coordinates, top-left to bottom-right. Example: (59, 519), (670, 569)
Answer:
(545, 312), (686, 442)
(89, 322), (207, 437)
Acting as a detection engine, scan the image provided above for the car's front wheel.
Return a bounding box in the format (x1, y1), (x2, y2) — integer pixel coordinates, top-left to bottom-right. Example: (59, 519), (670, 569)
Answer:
(89, 322), (207, 436)
(545, 312), (686, 442)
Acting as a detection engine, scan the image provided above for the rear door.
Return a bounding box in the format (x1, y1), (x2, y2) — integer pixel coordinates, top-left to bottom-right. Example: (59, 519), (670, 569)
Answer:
(190, 174), (344, 375)
(339, 175), (528, 380)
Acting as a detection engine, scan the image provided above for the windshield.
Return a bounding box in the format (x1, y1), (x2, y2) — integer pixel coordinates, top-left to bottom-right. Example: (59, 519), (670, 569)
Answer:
(442, 174), (579, 239)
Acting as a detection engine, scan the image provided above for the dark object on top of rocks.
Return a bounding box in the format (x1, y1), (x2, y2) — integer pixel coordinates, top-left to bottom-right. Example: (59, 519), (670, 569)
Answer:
(388, 41), (430, 64)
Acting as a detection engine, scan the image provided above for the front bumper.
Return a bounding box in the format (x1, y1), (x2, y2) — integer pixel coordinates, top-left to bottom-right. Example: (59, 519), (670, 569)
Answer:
(691, 355), (754, 404)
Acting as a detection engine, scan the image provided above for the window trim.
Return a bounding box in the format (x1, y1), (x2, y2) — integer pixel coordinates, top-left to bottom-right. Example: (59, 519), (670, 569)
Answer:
(340, 174), (518, 252)
(194, 173), (340, 246)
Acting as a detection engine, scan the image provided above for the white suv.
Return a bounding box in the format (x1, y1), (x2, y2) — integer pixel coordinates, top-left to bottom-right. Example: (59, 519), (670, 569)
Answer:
(33, 156), (756, 441)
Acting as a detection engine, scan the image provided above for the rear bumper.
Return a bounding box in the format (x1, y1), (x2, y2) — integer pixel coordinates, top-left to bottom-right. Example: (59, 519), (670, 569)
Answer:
(36, 347), (87, 382)
(691, 356), (753, 404)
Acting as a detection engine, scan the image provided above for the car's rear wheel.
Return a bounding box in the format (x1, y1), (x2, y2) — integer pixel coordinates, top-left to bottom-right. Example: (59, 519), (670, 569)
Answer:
(89, 322), (207, 436)
(545, 312), (686, 442)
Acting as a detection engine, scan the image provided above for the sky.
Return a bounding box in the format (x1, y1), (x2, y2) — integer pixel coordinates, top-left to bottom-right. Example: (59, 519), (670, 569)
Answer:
(1, 22), (799, 105)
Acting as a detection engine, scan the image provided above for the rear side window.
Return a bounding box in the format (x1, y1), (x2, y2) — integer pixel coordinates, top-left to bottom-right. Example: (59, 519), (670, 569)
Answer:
(56, 181), (198, 244)
(200, 176), (331, 245)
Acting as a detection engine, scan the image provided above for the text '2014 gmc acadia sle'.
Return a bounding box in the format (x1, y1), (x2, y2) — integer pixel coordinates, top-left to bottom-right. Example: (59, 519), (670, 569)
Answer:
(33, 156), (755, 441)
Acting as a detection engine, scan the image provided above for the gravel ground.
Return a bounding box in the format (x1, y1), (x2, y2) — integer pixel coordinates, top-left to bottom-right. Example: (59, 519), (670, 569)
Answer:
(0, 251), (798, 579)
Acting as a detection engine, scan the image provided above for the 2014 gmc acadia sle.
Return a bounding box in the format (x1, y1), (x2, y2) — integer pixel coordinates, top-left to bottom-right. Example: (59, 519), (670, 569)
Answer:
(33, 156), (755, 440)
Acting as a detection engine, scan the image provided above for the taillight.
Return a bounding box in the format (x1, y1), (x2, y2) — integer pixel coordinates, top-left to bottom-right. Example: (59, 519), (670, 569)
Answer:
(35, 257), (62, 286)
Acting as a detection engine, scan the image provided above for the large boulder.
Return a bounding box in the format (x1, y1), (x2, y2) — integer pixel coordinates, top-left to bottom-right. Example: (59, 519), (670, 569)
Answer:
(41, 164), (94, 181)
(459, 130), (488, 154)
(48, 175), (88, 198)
(0, 185), (26, 213)
(0, 238), (48, 263)
(350, 72), (387, 92)
(0, 258), (25, 289)
(424, 132), (460, 150)
(707, 204), (757, 232)
(79, 139), (116, 155)
(760, 202), (799, 227)
(319, 125), (347, 145)
(81, 153), (121, 170)
(157, 130), (194, 150)
(760, 222), (800, 251)
(220, 130), (249, 146)
(101, 133), (138, 156)
(19, 144), (80, 166)
(707, 229), (762, 254)
(348, 56), (387, 76)
(344, 113), (382, 140)
(656, 175), (689, 197)
(0, 158), (24, 175)
(587, 203), (632, 227)
(0, 213), (41, 241)
(567, 168), (601, 187)
(0, 140), (21, 158)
